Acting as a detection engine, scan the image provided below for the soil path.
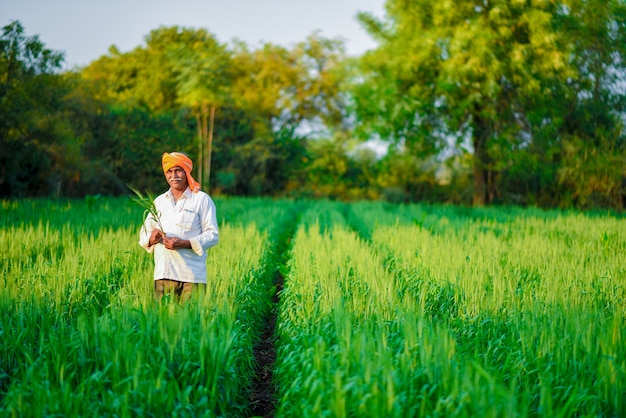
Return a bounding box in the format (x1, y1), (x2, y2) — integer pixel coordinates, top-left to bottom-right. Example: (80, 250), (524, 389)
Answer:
(248, 277), (282, 417)
(247, 206), (301, 417)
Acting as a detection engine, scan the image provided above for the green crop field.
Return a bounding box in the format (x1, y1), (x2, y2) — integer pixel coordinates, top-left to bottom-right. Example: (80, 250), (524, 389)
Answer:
(1, 197), (624, 417)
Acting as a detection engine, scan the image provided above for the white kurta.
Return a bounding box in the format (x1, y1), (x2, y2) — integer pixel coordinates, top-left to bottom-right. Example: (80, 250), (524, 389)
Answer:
(139, 187), (219, 283)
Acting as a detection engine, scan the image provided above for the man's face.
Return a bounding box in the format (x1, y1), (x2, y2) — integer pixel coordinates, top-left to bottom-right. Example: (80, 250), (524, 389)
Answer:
(165, 166), (188, 191)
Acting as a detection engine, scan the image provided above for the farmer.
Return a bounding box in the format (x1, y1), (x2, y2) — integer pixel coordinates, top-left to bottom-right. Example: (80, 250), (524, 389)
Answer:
(139, 152), (219, 303)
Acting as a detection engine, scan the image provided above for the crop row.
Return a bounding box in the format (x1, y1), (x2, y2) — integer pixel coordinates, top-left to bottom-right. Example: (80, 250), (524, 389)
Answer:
(274, 201), (625, 416)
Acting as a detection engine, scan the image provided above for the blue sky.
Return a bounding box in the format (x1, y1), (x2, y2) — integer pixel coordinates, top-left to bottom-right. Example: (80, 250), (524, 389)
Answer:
(2, 0), (386, 69)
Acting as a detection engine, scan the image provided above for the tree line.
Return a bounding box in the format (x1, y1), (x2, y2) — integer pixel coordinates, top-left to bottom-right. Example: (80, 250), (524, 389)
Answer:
(2, 0), (625, 209)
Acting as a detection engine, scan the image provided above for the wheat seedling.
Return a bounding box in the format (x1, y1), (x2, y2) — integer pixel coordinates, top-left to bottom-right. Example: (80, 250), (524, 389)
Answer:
(128, 184), (165, 236)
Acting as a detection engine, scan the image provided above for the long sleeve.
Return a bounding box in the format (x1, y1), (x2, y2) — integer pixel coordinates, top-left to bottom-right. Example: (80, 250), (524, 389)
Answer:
(188, 195), (219, 256)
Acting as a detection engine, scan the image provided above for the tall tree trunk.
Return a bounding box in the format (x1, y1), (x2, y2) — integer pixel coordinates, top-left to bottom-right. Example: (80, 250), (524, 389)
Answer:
(201, 103), (209, 190)
(472, 114), (491, 206)
(195, 108), (204, 188)
(205, 105), (215, 192)
(195, 103), (215, 192)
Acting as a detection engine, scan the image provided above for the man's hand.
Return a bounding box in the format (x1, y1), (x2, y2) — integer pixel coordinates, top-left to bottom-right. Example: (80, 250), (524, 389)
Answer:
(148, 229), (164, 247)
(162, 236), (192, 250)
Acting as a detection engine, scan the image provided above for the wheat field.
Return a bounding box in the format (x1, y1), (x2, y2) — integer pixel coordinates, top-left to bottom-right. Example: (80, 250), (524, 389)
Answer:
(1, 197), (624, 417)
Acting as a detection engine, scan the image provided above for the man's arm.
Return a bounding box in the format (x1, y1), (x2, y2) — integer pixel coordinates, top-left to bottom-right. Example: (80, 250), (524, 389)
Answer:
(188, 195), (219, 256)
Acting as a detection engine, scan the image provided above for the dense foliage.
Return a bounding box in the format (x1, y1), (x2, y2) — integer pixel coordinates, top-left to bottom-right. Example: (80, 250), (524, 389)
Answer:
(1, 0), (625, 209)
(352, 0), (626, 207)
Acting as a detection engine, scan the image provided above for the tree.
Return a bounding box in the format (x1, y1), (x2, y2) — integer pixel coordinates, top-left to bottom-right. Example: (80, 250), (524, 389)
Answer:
(0, 20), (66, 197)
(80, 30), (180, 113)
(82, 26), (234, 192)
(0, 20), (63, 83)
(232, 32), (348, 134)
(223, 34), (349, 195)
(353, 0), (575, 205)
(553, 0), (626, 208)
(166, 27), (232, 192)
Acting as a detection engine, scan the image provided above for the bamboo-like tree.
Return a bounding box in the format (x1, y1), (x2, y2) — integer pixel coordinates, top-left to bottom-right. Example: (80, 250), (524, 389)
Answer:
(168, 28), (232, 192)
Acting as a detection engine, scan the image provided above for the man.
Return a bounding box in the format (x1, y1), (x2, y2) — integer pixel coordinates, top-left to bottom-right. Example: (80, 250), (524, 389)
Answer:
(139, 152), (219, 302)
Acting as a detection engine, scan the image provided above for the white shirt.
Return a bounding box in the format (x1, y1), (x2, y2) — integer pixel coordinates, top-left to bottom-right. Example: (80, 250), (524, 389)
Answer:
(139, 187), (219, 283)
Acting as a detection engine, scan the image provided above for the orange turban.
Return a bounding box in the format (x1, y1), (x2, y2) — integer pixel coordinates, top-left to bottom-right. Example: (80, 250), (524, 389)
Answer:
(162, 152), (201, 192)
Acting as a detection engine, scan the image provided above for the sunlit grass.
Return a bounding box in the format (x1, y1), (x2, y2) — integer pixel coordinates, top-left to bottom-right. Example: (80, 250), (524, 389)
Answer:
(273, 201), (625, 417)
(0, 196), (284, 417)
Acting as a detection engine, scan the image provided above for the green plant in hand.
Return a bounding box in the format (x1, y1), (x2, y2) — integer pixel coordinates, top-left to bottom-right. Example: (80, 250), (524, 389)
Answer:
(128, 184), (165, 236)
